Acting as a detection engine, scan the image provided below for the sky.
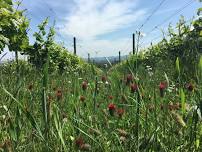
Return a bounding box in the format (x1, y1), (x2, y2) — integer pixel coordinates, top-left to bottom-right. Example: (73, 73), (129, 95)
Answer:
(1, 0), (201, 60)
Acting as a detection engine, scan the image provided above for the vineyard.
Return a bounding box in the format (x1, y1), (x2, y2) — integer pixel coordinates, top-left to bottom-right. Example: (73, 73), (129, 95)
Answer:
(0, 0), (202, 151)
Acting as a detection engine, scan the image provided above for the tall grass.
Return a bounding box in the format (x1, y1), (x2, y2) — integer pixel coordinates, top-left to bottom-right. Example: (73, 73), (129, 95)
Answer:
(0, 56), (202, 151)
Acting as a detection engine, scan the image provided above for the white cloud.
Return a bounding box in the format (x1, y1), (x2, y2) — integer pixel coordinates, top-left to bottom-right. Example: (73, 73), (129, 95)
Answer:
(62, 0), (145, 39)
(60, 0), (146, 57)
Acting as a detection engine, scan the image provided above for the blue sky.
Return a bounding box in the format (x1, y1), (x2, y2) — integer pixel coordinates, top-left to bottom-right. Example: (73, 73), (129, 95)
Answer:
(1, 0), (201, 60)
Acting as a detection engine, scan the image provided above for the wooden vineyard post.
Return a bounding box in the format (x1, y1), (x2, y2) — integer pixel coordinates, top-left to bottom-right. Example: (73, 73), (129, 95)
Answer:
(133, 33), (135, 55)
(119, 51), (121, 63)
(73, 37), (76, 55)
(88, 53), (90, 63)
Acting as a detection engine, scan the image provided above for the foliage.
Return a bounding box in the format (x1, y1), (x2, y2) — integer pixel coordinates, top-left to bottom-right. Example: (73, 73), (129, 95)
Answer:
(111, 15), (202, 83)
(25, 18), (92, 73)
(25, 18), (53, 69)
(0, 0), (29, 53)
(0, 1), (86, 74)
(48, 42), (80, 72)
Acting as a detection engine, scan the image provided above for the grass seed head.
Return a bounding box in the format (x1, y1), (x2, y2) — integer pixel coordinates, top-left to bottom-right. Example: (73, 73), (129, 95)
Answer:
(159, 82), (167, 97)
(108, 103), (116, 116)
(117, 108), (125, 118)
(130, 83), (138, 93)
(82, 81), (88, 91)
(80, 95), (86, 102)
(101, 76), (107, 83)
(75, 137), (84, 148)
(126, 74), (133, 85)
(108, 95), (113, 100)
(116, 129), (128, 137)
(120, 136), (127, 143)
(186, 83), (194, 92)
(171, 111), (186, 127)
(28, 83), (33, 91)
(56, 89), (62, 100)
(80, 143), (91, 151)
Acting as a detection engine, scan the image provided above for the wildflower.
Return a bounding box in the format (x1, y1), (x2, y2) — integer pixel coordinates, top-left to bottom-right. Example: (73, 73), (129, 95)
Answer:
(116, 129), (128, 137)
(56, 89), (62, 100)
(148, 95), (152, 101)
(48, 95), (53, 102)
(147, 104), (155, 111)
(0, 139), (12, 151)
(171, 111), (186, 127)
(97, 87), (100, 94)
(159, 82), (167, 90)
(80, 143), (91, 151)
(126, 74), (133, 84)
(108, 95), (113, 100)
(108, 103), (116, 110)
(159, 82), (167, 97)
(98, 81), (103, 84)
(174, 102), (180, 110)
(82, 81), (88, 91)
(168, 103), (174, 111)
(160, 103), (165, 110)
(108, 103), (116, 116)
(105, 81), (110, 85)
(75, 137), (84, 148)
(62, 113), (68, 122)
(28, 84), (33, 91)
(130, 83), (138, 93)
(168, 102), (180, 111)
(75, 137), (91, 151)
(80, 96), (86, 102)
(186, 83), (194, 92)
(88, 128), (101, 136)
(120, 136), (126, 143)
(101, 76), (107, 83)
(117, 108), (124, 118)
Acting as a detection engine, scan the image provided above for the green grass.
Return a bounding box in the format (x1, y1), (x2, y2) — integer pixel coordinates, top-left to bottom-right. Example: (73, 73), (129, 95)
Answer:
(0, 59), (202, 152)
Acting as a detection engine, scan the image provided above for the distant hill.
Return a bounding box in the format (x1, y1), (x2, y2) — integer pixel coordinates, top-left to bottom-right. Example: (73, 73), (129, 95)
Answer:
(83, 55), (128, 64)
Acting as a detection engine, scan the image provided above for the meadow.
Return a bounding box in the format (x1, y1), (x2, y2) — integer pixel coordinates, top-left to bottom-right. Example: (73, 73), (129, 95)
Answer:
(0, 0), (202, 151)
(0, 55), (202, 151)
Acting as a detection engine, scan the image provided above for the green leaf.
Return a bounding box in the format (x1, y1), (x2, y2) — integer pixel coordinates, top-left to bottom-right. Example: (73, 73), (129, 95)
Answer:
(197, 8), (202, 15)
(196, 139), (200, 149)
(1, 85), (44, 141)
(199, 56), (202, 71)
(176, 57), (180, 75)
(9, 120), (17, 141)
(180, 88), (186, 114)
(53, 105), (67, 151)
